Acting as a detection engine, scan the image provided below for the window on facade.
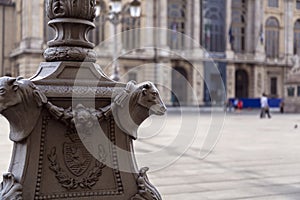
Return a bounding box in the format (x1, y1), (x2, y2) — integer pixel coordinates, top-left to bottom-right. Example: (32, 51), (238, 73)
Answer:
(265, 17), (279, 58)
(287, 87), (295, 97)
(231, 0), (246, 53)
(203, 0), (226, 52)
(167, 0), (186, 50)
(270, 77), (277, 96)
(297, 86), (300, 96)
(268, 0), (278, 7)
(121, 5), (141, 51)
(297, 0), (300, 9)
(294, 20), (300, 55)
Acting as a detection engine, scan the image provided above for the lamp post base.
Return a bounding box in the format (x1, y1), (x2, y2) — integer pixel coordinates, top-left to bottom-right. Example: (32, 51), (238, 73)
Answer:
(0, 61), (162, 200)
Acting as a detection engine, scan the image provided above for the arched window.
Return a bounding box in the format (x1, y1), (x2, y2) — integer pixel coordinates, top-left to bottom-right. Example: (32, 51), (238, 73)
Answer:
(265, 17), (279, 58)
(167, 0), (186, 49)
(235, 69), (249, 98)
(203, 0), (226, 52)
(231, 0), (246, 53)
(121, 4), (141, 50)
(294, 19), (300, 55)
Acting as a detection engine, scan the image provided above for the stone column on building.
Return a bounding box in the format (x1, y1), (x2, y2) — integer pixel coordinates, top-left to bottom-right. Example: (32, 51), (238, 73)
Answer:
(252, 0), (265, 97)
(143, 0), (154, 51)
(185, 0), (193, 50)
(94, 0), (110, 64)
(192, 0), (200, 47)
(253, 65), (266, 97)
(226, 63), (235, 98)
(156, 62), (172, 106)
(284, 0), (300, 112)
(225, 0), (235, 98)
(245, 0), (253, 53)
(157, 0), (172, 104)
(158, 0), (170, 53)
(143, 0), (170, 104)
(190, 0), (204, 58)
(191, 61), (204, 105)
(254, 0), (265, 61)
(284, 0), (294, 93)
(225, 0), (234, 59)
(0, 1), (15, 76)
(148, 0), (159, 84)
(284, 0), (294, 58)
(191, 0), (204, 105)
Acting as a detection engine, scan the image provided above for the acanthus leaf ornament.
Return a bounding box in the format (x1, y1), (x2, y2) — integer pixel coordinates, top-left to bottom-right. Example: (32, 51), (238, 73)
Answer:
(45, 0), (96, 61)
(46, 0), (96, 20)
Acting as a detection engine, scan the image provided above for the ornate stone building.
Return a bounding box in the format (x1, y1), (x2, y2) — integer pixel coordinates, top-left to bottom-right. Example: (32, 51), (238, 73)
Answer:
(1, 0), (300, 106)
(0, 0), (45, 77)
(93, 0), (204, 106)
(226, 0), (296, 101)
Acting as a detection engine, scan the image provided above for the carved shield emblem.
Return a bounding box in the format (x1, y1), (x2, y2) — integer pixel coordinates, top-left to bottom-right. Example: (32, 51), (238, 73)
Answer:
(63, 142), (92, 177)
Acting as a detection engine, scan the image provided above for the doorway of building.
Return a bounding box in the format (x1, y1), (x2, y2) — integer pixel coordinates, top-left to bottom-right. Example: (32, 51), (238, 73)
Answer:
(171, 66), (188, 106)
(235, 69), (249, 98)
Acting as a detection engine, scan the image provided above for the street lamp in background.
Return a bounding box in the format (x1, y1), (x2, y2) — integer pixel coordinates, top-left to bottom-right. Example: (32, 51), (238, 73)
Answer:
(96, 0), (141, 81)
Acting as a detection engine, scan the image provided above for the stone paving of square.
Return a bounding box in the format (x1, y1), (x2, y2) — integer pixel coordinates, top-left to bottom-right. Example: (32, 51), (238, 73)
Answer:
(1, 110), (300, 199)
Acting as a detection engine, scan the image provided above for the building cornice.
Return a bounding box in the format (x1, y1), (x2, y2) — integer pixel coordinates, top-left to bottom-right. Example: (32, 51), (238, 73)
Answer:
(10, 48), (44, 58)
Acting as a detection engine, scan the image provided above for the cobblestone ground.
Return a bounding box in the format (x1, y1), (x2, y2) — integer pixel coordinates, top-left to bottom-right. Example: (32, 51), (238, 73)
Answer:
(1, 110), (300, 199)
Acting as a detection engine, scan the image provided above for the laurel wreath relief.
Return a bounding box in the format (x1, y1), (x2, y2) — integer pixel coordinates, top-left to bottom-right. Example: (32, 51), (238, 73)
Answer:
(47, 147), (106, 190)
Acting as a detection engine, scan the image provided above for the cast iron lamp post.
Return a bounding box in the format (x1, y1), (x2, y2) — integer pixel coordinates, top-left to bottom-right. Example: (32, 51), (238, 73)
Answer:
(0, 0), (163, 199)
(97, 0), (141, 81)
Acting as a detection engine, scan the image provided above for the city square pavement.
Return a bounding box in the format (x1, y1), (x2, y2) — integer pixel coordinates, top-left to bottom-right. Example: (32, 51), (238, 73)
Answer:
(1, 109), (300, 199)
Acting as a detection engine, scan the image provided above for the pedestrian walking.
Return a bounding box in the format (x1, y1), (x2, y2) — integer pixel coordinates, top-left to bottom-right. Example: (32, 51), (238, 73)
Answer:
(225, 99), (233, 112)
(260, 93), (271, 118)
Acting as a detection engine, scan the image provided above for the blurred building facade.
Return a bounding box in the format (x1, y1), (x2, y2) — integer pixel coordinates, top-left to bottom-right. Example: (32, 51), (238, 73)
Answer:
(0, 0), (17, 76)
(1, 0), (300, 106)
(0, 0), (45, 77)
